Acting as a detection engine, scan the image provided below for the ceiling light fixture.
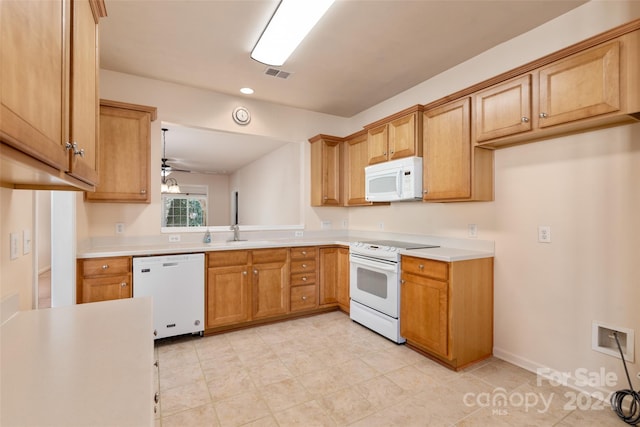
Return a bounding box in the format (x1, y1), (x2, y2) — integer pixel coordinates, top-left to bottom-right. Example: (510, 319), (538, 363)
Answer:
(251, 0), (335, 67)
(240, 87), (254, 95)
(160, 128), (181, 194)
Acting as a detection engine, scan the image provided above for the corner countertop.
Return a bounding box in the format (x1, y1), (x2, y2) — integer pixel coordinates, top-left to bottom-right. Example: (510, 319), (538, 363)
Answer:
(0, 298), (154, 427)
(77, 235), (493, 262)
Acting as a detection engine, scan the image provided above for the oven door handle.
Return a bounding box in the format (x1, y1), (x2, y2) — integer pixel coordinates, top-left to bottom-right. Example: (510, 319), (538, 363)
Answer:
(350, 256), (398, 272)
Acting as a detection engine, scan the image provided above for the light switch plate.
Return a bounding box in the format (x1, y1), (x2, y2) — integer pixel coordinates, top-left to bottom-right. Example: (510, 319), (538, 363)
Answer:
(10, 232), (19, 260)
(23, 229), (32, 255)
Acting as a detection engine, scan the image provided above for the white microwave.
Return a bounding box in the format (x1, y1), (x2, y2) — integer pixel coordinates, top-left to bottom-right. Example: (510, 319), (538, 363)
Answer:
(365, 156), (423, 202)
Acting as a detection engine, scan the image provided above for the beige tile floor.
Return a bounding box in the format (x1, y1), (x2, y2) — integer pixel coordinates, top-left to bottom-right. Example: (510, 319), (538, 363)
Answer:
(154, 311), (624, 426)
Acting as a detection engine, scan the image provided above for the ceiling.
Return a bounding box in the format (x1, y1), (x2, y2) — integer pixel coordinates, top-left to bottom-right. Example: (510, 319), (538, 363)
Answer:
(100, 0), (587, 173)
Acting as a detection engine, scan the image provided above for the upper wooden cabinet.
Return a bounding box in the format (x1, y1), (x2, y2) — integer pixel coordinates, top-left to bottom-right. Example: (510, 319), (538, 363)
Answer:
(423, 98), (493, 202)
(85, 100), (157, 203)
(474, 74), (533, 142)
(309, 134), (343, 206)
(0, 0), (106, 190)
(474, 28), (640, 148)
(342, 130), (373, 206)
(365, 106), (423, 165)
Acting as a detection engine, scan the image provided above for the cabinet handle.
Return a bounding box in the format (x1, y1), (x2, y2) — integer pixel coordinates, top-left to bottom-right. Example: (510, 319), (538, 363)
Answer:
(67, 142), (84, 158)
(539, 112), (548, 118)
(140, 189), (147, 194)
(423, 190), (428, 194)
(383, 151), (387, 155)
(418, 264), (424, 270)
(153, 329), (157, 337)
(521, 116), (529, 123)
(302, 276), (307, 281)
(154, 360), (159, 368)
(253, 269), (258, 274)
(302, 264), (307, 268)
(401, 279), (405, 284)
(302, 296), (307, 301)
(121, 282), (127, 287)
(243, 271), (247, 275)
(102, 264), (109, 270)
(301, 251), (307, 255)
(390, 150), (394, 154)
(323, 196), (328, 200)
(154, 392), (159, 404)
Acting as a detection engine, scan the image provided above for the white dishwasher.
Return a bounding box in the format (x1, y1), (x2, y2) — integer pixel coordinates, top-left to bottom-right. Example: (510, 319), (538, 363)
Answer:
(133, 253), (204, 339)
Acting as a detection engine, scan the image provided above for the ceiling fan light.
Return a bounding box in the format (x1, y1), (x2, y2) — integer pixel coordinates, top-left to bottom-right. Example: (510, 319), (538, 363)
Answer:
(251, 0), (335, 66)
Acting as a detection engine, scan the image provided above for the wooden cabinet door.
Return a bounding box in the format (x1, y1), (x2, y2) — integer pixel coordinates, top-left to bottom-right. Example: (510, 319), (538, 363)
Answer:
(388, 112), (420, 160)
(336, 247), (350, 311)
(81, 274), (131, 303)
(309, 135), (342, 206)
(67, 0), (99, 185)
(86, 102), (154, 202)
(0, 0), (68, 171)
(206, 265), (251, 328)
(319, 247), (339, 305)
(343, 132), (370, 206)
(400, 274), (449, 358)
(252, 248), (289, 319)
(367, 124), (388, 165)
(474, 74), (532, 141)
(423, 98), (472, 200)
(539, 41), (620, 128)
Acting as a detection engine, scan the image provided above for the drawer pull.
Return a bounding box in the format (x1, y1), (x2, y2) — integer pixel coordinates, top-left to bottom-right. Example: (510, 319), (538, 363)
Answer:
(302, 277), (307, 281)
(301, 296), (307, 301)
(302, 264), (307, 268)
(102, 264), (109, 270)
(120, 282), (127, 287)
(419, 264), (424, 270)
(154, 360), (159, 368)
(301, 251), (307, 255)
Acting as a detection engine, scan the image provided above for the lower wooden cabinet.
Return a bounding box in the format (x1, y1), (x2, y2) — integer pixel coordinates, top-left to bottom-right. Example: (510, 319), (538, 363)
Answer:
(252, 249), (289, 319)
(206, 251), (251, 328)
(319, 246), (350, 311)
(289, 246), (319, 313)
(400, 255), (494, 370)
(76, 256), (132, 303)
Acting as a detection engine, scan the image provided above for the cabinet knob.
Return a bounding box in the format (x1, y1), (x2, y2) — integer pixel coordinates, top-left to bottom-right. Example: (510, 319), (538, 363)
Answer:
(154, 392), (159, 404)
(302, 276), (307, 281)
(140, 189), (147, 194)
(323, 196), (328, 200)
(539, 112), (548, 118)
(243, 271), (247, 275)
(383, 151), (387, 155)
(419, 264), (424, 270)
(253, 269), (258, 275)
(423, 190), (428, 194)
(153, 329), (157, 336)
(154, 360), (159, 368)
(521, 116), (529, 123)
(68, 142), (84, 157)
(301, 251), (307, 255)
(121, 282), (127, 287)
(390, 150), (394, 154)
(302, 296), (307, 301)
(102, 264), (109, 270)
(302, 264), (307, 268)
(401, 279), (405, 284)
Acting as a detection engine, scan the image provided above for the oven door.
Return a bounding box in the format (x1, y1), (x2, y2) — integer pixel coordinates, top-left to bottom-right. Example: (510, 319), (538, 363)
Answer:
(349, 253), (399, 318)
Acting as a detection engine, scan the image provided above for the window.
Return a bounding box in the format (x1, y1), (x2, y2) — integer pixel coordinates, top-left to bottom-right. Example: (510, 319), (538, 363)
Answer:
(162, 186), (208, 227)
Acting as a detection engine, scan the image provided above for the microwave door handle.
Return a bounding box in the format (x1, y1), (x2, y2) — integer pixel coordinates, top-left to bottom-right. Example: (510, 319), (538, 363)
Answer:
(396, 170), (403, 197)
(351, 257), (397, 272)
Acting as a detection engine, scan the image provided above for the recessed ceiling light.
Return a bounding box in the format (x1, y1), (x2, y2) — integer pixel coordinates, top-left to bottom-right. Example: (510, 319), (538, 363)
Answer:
(240, 87), (254, 95)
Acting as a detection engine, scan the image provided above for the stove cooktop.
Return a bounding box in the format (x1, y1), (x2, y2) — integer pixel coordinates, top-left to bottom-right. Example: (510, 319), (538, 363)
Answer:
(353, 240), (439, 250)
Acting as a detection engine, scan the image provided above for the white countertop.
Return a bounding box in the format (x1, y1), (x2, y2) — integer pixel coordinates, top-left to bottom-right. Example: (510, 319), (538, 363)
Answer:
(0, 298), (154, 427)
(77, 236), (493, 262)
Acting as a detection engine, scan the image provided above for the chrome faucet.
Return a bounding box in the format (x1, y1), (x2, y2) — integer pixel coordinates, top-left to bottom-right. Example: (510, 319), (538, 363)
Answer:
(202, 228), (211, 244)
(230, 224), (240, 241)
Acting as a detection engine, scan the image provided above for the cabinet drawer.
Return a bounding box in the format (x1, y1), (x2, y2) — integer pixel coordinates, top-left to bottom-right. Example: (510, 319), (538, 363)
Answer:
(402, 256), (448, 281)
(80, 274), (131, 303)
(208, 250), (249, 268)
(252, 248), (288, 264)
(290, 259), (316, 274)
(290, 246), (317, 260)
(291, 272), (316, 286)
(290, 284), (318, 311)
(82, 257), (131, 276)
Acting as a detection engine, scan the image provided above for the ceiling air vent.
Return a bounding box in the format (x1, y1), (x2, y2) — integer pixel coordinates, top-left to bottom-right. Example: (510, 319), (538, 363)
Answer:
(264, 67), (292, 79)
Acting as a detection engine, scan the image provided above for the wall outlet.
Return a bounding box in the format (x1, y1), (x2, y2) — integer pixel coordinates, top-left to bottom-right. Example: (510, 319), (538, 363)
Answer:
(115, 223), (125, 234)
(9, 232), (19, 260)
(321, 220), (332, 230)
(538, 225), (551, 243)
(342, 219), (348, 229)
(168, 234), (181, 243)
(468, 224), (478, 238)
(378, 221), (384, 230)
(23, 229), (32, 255)
(294, 231), (303, 238)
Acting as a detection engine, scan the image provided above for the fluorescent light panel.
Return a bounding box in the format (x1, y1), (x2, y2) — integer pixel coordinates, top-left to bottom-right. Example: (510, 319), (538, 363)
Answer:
(251, 0), (335, 67)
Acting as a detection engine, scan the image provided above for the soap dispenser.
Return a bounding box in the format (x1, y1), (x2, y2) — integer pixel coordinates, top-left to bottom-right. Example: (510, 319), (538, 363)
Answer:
(203, 228), (211, 244)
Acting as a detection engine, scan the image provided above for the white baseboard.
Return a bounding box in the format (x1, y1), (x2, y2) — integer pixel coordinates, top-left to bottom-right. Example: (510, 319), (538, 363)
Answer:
(493, 346), (616, 403)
